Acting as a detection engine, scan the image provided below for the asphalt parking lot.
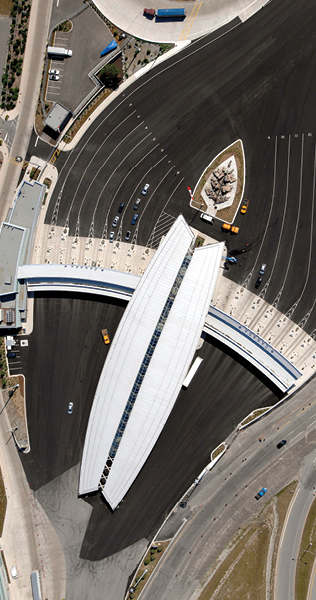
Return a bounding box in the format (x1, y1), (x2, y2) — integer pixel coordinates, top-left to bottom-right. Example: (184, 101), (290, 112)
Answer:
(41, 0), (316, 337)
(20, 294), (280, 559)
(46, 6), (113, 112)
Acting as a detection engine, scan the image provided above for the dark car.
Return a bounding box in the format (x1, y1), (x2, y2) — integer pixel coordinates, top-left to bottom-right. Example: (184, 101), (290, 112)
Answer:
(277, 439), (287, 449)
(7, 352), (16, 358)
(131, 214), (138, 225)
(255, 277), (263, 289)
(125, 230), (131, 241)
(118, 202), (124, 213)
(255, 487), (267, 500)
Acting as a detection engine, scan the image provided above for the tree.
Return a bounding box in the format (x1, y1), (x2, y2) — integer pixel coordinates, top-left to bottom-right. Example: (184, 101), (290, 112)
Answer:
(99, 64), (120, 89)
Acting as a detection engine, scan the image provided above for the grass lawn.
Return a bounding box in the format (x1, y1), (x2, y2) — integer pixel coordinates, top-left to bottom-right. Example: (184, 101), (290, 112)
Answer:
(196, 480), (298, 600)
(0, 465), (7, 536)
(0, 0), (12, 16)
(295, 497), (316, 600)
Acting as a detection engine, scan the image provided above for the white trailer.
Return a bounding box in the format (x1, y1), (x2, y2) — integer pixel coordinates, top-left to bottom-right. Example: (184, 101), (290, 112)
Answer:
(47, 46), (72, 57)
(182, 357), (203, 389)
(30, 570), (42, 600)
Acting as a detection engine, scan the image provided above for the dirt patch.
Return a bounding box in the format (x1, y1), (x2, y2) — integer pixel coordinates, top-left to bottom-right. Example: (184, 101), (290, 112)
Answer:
(128, 541), (170, 599)
(193, 141), (245, 223)
(0, 0), (12, 16)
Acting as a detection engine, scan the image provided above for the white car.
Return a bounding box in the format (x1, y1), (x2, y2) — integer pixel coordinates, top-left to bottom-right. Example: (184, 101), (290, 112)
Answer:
(142, 183), (150, 195)
(109, 231), (114, 243)
(112, 216), (119, 228)
(49, 69), (59, 75)
(68, 402), (73, 415)
(10, 566), (18, 579)
(259, 264), (266, 275)
(49, 74), (60, 81)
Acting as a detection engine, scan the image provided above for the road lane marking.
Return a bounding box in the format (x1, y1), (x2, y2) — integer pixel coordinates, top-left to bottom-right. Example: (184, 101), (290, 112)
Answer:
(178, 1), (203, 41)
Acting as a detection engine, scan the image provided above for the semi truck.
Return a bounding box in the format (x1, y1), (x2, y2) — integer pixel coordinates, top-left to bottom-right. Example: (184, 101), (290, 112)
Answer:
(144, 7), (186, 18)
(47, 46), (72, 57)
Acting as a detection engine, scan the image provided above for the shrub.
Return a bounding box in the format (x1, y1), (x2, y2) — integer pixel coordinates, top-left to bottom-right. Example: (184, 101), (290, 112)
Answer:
(150, 548), (156, 554)
(146, 49), (150, 55)
(144, 558), (150, 565)
(150, 555), (155, 561)
(157, 546), (162, 552)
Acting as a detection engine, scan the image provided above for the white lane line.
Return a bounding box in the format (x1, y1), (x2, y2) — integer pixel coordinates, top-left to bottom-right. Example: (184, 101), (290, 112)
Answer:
(35, 136), (38, 147)
(291, 432), (303, 443)
(307, 420), (316, 429)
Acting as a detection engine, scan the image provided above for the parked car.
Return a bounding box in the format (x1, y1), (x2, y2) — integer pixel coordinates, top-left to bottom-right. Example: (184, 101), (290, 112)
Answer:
(49, 74), (60, 81)
(118, 202), (124, 213)
(109, 231), (114, 243)
(131, 214), (138, 225)
(134, 198), (141, 210)
(125, 230), (131, 241)
(259, 264), (266, 275)
(49, 69), (59, 75)
(255, 277), (263, 288)
(277, 439), (286, 449)
(240, 199), (249, 214)
(112, 216), (119, 228)
(142, 183), (150, 195)
(255, 487), (267, 500)
(68, 402), (73, 415)
(7, 352), (16, 358)
(10, 566), (18, 579)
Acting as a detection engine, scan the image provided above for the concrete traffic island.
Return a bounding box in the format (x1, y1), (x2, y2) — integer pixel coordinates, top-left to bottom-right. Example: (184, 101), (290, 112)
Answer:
(192, 139), (245, 223)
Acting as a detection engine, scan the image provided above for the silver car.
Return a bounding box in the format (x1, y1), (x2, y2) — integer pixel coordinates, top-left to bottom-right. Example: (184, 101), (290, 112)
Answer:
(259, 264), (266, 275)
(112, 216), (119, 228)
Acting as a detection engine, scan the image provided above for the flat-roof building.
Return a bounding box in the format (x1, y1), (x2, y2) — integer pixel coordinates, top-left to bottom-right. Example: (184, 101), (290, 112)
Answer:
(44, 102), (72, 133)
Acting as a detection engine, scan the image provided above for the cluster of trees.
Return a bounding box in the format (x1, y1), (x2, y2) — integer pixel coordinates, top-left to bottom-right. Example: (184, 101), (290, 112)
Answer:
(98, 64), (121, 89)
(1, 0), (30, 110)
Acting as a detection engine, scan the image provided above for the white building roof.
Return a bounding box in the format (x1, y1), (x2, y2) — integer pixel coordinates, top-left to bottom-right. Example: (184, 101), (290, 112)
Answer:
(102, 241), (224, 509)
(18, 263), (140, 300)
(204, 306), (302, 392)
(79, 215), (195, 496)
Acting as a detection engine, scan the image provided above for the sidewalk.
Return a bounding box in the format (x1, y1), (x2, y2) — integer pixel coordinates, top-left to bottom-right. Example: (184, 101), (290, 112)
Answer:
(0, 391), (66, 600)
(0, 0), (53, 225)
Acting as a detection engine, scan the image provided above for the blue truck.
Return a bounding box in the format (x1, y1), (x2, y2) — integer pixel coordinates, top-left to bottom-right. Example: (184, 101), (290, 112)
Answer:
(255, 487), (267, 500)
(144, 7), (186, 18)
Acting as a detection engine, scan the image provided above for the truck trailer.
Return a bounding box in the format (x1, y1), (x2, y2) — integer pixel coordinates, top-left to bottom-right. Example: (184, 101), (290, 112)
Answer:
(47, 46), (72, 57)
(144, 7), (186, 18)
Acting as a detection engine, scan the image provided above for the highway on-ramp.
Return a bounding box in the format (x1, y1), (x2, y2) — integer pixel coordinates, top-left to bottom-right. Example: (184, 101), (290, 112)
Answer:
(138, 380), (316, 600)
(275, 464), (316, 600)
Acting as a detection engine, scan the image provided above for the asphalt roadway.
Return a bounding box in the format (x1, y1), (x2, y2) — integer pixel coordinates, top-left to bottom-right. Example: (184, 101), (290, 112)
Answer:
(28, 0), (316, 336)
(139, 381), (316, 600)
(20, 294), (280, 561)
(275, 471), (316, 600)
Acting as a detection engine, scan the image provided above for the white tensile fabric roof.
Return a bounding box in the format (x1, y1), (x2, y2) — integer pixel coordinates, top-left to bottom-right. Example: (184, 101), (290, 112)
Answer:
(79, 215), (194, 495)
(102, 241), (224, 509)
(79, 214), (224, 508)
